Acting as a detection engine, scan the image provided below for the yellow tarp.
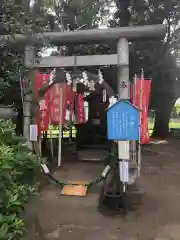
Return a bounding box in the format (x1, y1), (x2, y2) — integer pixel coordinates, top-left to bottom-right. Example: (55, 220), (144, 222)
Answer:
(60, 185), (88, 197)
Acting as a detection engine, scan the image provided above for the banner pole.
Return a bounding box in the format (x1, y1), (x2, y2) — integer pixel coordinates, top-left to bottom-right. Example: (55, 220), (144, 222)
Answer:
(49, 87), (54, 158)
(69, 95), (75, 144)
(69, 112), (72, 144)
(50, 130), (54, 157)
(58, 87), (63, 167)
(39, 135), (42, 157)
(68, 88), (72, 144)
(138, 69), (143, 177)
(57, 6), (64, 167)
(132, 75), (136, 164)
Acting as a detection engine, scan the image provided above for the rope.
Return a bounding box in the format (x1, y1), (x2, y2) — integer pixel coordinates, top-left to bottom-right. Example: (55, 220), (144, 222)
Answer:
(40, 143), (117, 189)
(41, 163), (111, 188)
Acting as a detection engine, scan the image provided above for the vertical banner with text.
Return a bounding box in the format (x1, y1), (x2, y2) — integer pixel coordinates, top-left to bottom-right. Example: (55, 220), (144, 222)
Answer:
(75, 94), (85, 124)
(141, 79), (151, 144)
(34, 71), (50, 133)
(130, 75), (151, 144)
(68, 86), (75, 120)
(49, 83), (70, 125)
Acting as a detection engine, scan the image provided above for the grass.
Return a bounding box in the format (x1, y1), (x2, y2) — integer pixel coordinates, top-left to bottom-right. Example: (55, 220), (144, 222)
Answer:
(46, 126), (76, 139)
(43, 118), (180, 139)
(148, 118), (180, 135)
(148, 120), (180, 129)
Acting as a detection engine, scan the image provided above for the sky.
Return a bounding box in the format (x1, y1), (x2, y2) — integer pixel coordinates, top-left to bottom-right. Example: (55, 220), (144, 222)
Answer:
(176, 98), (180, 105)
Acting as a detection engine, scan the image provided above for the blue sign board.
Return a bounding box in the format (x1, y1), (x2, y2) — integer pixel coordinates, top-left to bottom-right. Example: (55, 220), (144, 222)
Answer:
(107, 100), (139, 140)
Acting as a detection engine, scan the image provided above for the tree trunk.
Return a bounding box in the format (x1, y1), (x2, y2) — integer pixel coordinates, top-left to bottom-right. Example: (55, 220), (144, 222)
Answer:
(116, 0), (131, 27)
(152, 94), (175, 138)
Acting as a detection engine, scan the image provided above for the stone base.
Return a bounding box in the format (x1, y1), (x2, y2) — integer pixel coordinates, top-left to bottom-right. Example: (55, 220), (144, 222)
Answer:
(99, 184), (144, 213)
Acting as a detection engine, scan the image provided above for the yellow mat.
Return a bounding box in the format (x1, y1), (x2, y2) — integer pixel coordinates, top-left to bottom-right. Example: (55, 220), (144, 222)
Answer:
(60, 185), (88, 197)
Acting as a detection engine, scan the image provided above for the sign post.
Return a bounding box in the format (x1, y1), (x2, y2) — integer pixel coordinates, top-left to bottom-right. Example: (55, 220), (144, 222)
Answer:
(107, 100), (139, 191)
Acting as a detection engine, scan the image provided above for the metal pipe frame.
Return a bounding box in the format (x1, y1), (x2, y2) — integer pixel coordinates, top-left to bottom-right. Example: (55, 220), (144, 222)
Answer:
(1, 24), (166, 45)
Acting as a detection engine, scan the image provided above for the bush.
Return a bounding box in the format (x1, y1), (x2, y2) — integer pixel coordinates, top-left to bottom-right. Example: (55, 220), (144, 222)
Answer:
(0, 120), (41, 239)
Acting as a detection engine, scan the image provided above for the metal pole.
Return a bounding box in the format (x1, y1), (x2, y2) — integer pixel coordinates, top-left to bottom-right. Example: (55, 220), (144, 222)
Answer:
(57, 1), (64, 167)
(50, 130), (54, 157)
(58, 87), (63, 167)
(117, 38), (129, 192)
(69, 107), (72, 144)
(49, 89), (54, 158)
(132, 75), (137, 165)
(39, 137), (42, 157)
(138, 70), (144, 176)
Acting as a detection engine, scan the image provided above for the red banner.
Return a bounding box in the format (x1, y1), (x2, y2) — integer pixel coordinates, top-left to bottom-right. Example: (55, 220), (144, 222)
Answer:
(130, 75), (151, 144)
(141, 79), (151, 144)
(34, 72), (50, 133)
(144, 80), (151, 108)
(130, 76), (141, 107)
(75, 94), (85, 124)
(49, 83), (72, 125)
(135, 77), (142, 108)
(68, 87), (75, 120)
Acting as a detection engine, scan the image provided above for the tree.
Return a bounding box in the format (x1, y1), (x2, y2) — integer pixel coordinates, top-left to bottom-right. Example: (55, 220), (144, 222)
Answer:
(2, 0), (180, 139)
(111, 0), (180, 138)
(171, 104), (180, 118)
(0, 0), (54, 135)
(0, 0), (52, 102)
(0, 0), (109, 136)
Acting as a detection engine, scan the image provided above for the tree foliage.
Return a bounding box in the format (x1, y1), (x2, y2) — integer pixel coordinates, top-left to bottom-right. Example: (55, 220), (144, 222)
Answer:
(1, 0), (180, 137)
(0, 0), (52, 102)
(110, 0), (180, 137)
(0, 120), (41, 239)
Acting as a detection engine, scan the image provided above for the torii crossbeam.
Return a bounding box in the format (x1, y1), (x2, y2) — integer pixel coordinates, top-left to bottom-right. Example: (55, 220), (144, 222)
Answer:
(0, 24), (165, 44)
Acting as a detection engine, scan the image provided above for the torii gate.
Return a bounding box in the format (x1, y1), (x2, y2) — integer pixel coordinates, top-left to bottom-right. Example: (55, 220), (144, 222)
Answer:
(7, 24), (164, 141)
(0, 24), (166, 201)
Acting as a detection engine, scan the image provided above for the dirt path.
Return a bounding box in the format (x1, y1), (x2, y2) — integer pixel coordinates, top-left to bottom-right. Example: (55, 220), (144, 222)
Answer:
(26, 140), (180, 240)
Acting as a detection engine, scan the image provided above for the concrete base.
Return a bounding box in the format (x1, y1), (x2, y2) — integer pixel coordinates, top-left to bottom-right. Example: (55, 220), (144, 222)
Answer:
(99, 180), (143, 213)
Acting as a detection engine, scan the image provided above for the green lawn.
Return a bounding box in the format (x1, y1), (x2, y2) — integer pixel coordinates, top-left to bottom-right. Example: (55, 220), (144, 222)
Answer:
(148, 118), (180, 135)
(44, 118), (180, 138)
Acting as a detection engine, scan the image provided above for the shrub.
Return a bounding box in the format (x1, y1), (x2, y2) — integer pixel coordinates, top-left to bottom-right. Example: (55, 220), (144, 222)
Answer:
(0, 120), (41, 239)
